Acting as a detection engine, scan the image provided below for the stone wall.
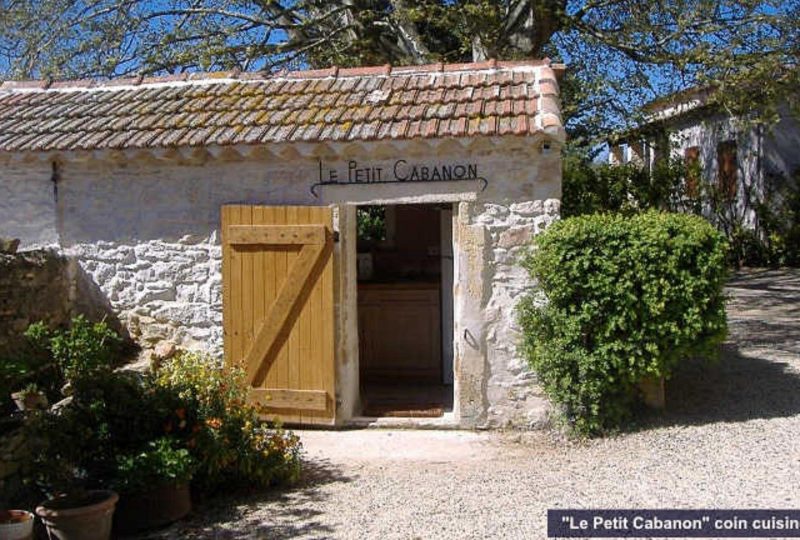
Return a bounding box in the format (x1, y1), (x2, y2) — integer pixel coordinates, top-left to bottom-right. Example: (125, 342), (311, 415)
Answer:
(476, 199), (559, 428)
(0, 249), (72, 357)
(71, 238), (224, 357)
(0, 136), (562, 428)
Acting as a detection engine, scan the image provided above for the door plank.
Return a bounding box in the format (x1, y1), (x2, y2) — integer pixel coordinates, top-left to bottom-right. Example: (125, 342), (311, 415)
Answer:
(252, 207), (268, 380)
(221, 207), (233, 364)
(285, 206), (302, 425)
(240, 206), (255, 367)
(227, 225), (326, 245)
(228, 206), (244, 365)
(250, 388), (328, 411)
(242, 240), (325, 385)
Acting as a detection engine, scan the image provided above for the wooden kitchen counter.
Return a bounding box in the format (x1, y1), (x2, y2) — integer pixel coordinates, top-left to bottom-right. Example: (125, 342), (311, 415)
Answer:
(357, 280), (442, 382)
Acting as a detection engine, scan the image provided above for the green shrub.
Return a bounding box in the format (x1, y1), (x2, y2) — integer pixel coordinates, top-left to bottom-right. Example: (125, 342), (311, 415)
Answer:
(24, 315), (122, 383)
(563, 153), (800, 269)
(115, 437), (196, 494)
(561, 154), (690, 218)
(356, 205), (387, 243)
(23, 370), (183, 497)
(518, 212), (729, 436)
(155, 352), (302, 491)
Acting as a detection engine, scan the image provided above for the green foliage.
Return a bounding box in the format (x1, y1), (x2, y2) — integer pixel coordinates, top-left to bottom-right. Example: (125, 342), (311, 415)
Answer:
(155, 352), (302, 491)
(23, 352), (301, 500)
(17, 323), (299, 505)
(24, 315), (122, 383)
(518, 212), (729, 436)
(717, 169), (800, 268)
(115, 437), (196, 495)
(23, 370), (183, 497)
(0, 357), (30, 416)
(561, 154), (690, 218)
(19, 319), (133, 497)
(16, 381), (40, 396)
(356, 205), (386, 243)
(564, 154), (800, 268)
(3, 316), (124, 429)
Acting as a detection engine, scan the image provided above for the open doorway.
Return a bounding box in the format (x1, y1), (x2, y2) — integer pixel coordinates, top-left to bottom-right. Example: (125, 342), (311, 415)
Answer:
(356, 203), (454, 417)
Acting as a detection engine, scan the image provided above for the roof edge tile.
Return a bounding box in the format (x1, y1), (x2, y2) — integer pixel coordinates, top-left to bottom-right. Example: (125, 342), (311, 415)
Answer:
(0, 58), (560, 94)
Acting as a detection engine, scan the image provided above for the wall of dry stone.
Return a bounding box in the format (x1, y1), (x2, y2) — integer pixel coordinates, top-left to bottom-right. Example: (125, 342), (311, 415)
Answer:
(0, 248), (72, 357)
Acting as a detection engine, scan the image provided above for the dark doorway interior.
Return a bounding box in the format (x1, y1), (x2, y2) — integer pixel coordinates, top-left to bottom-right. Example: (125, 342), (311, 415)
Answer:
(356, 204), (454, 417)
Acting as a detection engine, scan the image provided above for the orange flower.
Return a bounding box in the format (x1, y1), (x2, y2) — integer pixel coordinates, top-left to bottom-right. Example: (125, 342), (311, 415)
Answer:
(176, 408), (186, 420)
(206, 417), (222, 429)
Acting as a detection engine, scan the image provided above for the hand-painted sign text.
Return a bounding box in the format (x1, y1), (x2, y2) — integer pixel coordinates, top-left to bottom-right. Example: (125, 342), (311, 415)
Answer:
(312, 159), (486, 196)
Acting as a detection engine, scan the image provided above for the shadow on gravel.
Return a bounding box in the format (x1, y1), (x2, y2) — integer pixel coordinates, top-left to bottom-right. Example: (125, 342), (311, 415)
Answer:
(135, 458), (352, 540)
(641, 268), (800, 429)
(651, 345), (800, 427)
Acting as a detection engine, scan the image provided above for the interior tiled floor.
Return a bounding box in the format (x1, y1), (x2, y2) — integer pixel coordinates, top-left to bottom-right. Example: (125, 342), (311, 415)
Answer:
(360, 382), (453, 417)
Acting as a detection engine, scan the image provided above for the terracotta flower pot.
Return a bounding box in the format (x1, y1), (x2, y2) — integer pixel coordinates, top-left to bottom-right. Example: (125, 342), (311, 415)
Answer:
(0, 510), (34, 540)
(114, 483), (191, 534)
(35, 490), (119, 540)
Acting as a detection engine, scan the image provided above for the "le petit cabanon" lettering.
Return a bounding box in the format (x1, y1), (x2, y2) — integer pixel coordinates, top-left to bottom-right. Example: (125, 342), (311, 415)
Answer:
(317, 159), (479, 184)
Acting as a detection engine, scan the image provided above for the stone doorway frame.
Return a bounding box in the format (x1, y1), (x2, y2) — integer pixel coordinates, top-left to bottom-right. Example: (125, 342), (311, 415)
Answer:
(331, 200), (487, 428)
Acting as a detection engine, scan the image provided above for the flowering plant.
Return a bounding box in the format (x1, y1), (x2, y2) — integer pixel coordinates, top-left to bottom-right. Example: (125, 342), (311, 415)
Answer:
(155, 352), (302, 491)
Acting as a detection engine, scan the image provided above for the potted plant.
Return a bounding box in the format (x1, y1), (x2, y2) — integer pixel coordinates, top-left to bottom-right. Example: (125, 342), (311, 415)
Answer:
(35, 490), (119, 540)
(18, 318), (125, 540)
(10, 383), (47, 412)
(26, 407), (118, 540)
(0, 509), (34, 540)
(112, 437), (196, 534)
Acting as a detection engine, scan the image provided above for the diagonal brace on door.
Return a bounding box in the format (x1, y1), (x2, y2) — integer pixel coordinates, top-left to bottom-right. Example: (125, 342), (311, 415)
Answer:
(226, 224), (330, 386)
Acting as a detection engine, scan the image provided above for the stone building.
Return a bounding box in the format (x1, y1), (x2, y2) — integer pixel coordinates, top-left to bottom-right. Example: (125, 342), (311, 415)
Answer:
(0, 60), (565, 429)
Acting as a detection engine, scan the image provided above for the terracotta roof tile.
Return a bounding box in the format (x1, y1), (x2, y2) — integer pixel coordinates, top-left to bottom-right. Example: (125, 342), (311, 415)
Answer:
(126, 129), (163, 148)
(513, 114), (529, 136)
(317, 122), (340, 141)
(0, 60), (563, 153)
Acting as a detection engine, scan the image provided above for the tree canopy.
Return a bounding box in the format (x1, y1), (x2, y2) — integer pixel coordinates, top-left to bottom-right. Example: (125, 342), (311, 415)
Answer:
(0, 1), (797, 142)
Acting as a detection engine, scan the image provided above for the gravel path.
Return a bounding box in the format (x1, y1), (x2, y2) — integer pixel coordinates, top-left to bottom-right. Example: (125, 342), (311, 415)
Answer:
(140, 269), (800, 539)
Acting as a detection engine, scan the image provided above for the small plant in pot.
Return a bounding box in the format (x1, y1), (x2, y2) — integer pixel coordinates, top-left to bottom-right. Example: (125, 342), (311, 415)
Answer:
(112, 437), (196, 534)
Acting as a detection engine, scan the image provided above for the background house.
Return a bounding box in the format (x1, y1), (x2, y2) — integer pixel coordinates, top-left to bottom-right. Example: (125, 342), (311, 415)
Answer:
(608, 87), (800, 231)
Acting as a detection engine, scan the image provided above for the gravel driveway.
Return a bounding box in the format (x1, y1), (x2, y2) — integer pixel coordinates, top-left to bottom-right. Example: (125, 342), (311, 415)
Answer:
(140, 269), (800, 539)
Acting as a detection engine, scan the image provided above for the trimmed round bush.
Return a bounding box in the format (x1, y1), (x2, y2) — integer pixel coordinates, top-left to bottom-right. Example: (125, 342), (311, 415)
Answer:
(518, 212), (729, 436)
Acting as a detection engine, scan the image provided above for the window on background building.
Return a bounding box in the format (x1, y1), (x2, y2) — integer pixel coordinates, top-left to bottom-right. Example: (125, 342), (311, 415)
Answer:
(717, 140), (738, 200)
(684, 146), (700, 197)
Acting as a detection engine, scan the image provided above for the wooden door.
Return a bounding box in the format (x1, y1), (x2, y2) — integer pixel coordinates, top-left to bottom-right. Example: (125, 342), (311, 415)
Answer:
(221, 205), (335, 425)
